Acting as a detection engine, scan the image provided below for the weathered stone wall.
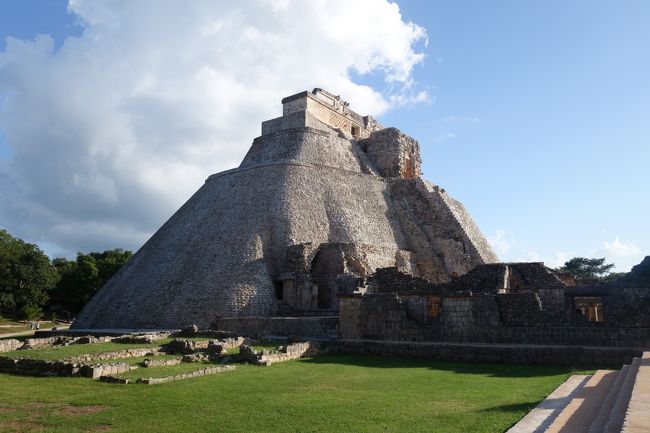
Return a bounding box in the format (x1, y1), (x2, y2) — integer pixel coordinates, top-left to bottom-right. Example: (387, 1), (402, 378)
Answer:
(0, 339), (21, 353)
(604, 287), (650, 327)
(261, 110), (331, 136)
(258, 342), (320, 366)
(0, 356), (131, 379)
(359, 128), (421, 179)
(329, 340), (642, 367)
(441, 297), (474, 328)
(421, 182), (499, 265)
(496, 293), (544, 327)
(386, 179), (497, 281)
(339, 288), (650, 347)
(339, 294), (422, 341)
(241, 128), (368, 173)
(214, 316), (339, 339)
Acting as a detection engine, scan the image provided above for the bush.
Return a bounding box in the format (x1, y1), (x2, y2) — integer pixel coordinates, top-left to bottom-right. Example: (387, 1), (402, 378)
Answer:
(21, 304), (42, 321)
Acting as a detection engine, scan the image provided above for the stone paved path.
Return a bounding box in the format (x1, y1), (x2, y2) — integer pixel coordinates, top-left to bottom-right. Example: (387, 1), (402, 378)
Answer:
(507, 375), (590, 433)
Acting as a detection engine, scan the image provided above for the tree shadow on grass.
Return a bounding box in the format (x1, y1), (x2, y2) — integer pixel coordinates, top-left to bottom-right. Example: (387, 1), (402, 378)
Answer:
(480, 401), (539, 414)
(299, 353), (580, 378)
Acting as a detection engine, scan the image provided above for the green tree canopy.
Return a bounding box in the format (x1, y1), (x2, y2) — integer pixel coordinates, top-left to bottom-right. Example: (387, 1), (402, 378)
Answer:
(50, 249), (133, 316)
(556, 257), (615, 281)
(0, 229), (59, 316)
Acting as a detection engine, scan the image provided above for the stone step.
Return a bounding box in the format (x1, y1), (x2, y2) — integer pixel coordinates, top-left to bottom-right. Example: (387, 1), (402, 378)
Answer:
(604, 357), (641, 433)
(545, 369), (619, 433)
(506, 375), (590, 433)
(621, 352), (650, 433)
(588, 364), (630, 433)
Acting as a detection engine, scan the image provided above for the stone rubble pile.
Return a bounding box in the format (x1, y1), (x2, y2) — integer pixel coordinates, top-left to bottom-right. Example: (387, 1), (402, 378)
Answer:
(143, 357), (182, 367)
(239, 341), (320, 366)
(65, 347), (162, 363)
(0, 339), (21, 353)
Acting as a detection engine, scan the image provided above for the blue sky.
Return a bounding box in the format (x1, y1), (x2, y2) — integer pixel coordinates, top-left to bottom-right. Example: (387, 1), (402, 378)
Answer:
(0, 0), (647, 271)
(382, 1), (650, 270)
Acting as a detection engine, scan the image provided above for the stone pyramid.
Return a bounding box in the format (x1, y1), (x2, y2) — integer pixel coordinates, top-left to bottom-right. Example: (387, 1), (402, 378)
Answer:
(73, 88), (498, 329)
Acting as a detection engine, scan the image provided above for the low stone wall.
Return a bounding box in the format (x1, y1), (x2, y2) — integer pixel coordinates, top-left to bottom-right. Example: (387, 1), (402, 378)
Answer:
(99, 375), (131, 384)
(65, 347), (162, 363)
(163, 339), (210, 354)
(0, 339), (21, 353)
(215, 316), (338, 339)
(207, 337), (245, 354)
(79, 362), (131, 379)
(112, 333), (170, 344)
(259, 342), (320, 365)
(73, 336), (115, 345)
(0, 356), (131, 378)
(143, 358), (181, 367)
(0, 357), (80, 376)
(22, 336), (77, 349)
(330, 340), (642, 367)
(239, 342), (320, 366)
(4, 335), (115, 352)
(136, 365), (236, 384)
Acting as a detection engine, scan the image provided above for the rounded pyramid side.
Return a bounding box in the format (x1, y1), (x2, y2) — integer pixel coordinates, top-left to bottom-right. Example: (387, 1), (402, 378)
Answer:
(72, 128), (405, 329)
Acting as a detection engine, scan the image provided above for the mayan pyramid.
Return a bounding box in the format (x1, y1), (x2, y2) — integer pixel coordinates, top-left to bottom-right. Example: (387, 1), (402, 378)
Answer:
(72, 89), (498, 329)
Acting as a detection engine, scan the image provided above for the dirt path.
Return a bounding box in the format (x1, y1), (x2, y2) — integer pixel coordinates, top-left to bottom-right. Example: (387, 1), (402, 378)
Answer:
(0, 326), (69, 339)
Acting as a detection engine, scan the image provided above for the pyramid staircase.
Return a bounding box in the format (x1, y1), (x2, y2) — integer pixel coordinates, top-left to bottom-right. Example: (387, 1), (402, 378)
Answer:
(507, 352), (650, 433)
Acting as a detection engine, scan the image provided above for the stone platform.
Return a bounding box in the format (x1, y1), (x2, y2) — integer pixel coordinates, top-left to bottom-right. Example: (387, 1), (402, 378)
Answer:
(506, 352), (650, 433)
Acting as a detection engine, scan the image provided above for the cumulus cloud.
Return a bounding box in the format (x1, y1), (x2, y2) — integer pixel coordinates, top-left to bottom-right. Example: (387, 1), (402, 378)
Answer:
(488, 229), (514, 255)
(516, 251), (569, 269)
(0, 0), (427, 257)
(603, 237), (641, 258)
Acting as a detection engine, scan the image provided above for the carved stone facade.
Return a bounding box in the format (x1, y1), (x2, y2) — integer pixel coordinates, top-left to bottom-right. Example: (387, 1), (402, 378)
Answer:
(338, 258), (650, 347)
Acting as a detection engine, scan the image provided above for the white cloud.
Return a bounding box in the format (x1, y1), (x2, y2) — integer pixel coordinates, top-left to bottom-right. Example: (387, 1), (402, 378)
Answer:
(0, 0), (427, 257)
(603, 237), (641, 258)
(488, 229), (514, 255)
(516, 251), (569, 268)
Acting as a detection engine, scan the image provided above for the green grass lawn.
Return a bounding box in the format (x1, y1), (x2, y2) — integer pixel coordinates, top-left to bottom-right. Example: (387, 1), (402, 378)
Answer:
(115, 361), (215, 380)
(0, 353), (586, 433)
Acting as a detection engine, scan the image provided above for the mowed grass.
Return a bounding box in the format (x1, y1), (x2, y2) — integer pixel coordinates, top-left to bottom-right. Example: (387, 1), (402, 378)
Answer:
(0, 353), (585, 433)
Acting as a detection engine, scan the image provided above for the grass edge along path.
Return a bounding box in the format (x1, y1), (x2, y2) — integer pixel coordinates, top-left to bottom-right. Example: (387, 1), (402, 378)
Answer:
(0, 353), (590, 433)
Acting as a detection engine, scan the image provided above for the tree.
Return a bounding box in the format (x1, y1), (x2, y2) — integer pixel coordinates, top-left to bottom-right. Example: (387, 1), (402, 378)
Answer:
(50, 249), (132, 316)
(0, 229), (59, 317)
(556, 257), (615, 281)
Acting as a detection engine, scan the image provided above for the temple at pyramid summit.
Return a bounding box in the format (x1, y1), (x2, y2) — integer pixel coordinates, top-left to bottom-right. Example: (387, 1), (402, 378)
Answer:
(72, 88), (500, 330)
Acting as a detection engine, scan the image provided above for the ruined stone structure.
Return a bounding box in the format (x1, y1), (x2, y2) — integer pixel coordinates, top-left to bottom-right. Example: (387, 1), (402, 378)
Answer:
(73, 88), (497, 330)
(338, 258), (650, 347)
